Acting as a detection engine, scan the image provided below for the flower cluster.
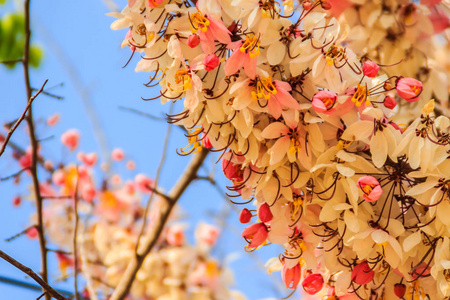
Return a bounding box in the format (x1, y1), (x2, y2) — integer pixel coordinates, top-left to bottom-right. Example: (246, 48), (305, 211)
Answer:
(111, 0), (450, 299)
(11, 125), (244, 300)
(327, 0), (450, 115)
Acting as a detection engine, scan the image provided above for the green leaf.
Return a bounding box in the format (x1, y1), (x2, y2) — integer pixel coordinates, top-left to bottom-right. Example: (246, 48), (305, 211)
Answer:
(29, 45), (43, 68)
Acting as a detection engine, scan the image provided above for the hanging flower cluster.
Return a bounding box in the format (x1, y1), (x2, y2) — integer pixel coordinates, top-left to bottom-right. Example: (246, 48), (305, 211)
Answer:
(110, 0), (450, 299)
(12, 125), (244, 300)
(327, 0), (450, 115)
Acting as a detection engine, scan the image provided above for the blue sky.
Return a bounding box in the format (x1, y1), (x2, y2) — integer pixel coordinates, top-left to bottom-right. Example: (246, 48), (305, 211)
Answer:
(0, 1), (291, 299)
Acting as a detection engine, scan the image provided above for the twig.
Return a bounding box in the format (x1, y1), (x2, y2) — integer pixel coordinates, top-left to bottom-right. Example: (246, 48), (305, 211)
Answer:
(32, 88), (64, 100)
(5, 225), (37, 242)
(0, 275), (77, 298)
(46, 249), (72, 255)
(109, 148), (209, 300)
(22, 1), (50, 299)
(119, 105), (187, 133)
(118, 106), (167, 122)
(0, 80), (48, 157)
(73, 166), (80, 300)
(0, 250), (69, 300)
(1, 167), (30, 181)
(0, 59), (23, 64)
(135, 103), (174, 251)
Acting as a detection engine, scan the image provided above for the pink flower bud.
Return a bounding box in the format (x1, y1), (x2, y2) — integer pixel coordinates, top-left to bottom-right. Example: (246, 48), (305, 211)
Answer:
(135, 174), (154, 193)
(258, 203), (273, 223)
(357, 176), (382, 202)
(302, 0), (312, 10)
(187, 34), (200, 48)
(242, 223), (268, 248)
(77, 152), (98, 167)
(394, 283), (406, 298)
(13, 196), (21, 207)
(362, 61), (379, 78)
(383, 95), (397, 109)
(239, 208), (252, 223)
(61, 129), (80, 151)
(167, 225), (185, 246)
(111, 148), (125, 161)
(302, 273), (324, 295)
(351, 261), (374, 285)
(203, 54), (220, 71)
(126, 160), (136, 170)
(19, 153), (32, 169)
(312, 91), (337, 114)
(26, 227), (39, 239)
(282, 263), (302, 290)
(47, 113), (60, 126)
(395, 77), (423, 102)
(196, 223), (220, 246)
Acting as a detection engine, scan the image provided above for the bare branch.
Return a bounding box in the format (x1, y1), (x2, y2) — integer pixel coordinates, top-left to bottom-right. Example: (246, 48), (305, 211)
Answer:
(1, 167), (30, 181)
(22, 1), (50, 299)
(109, 148), (209, 300)
(5, 225), (37, 242)
(0, 250), (69, 300)
(0, 80), (48, 157)
(136, 103), (174, 251)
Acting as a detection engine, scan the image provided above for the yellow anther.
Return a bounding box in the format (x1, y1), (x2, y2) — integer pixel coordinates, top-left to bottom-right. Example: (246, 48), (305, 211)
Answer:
(240, 34), (261, 58)
(189, 11), (210, 33)
(251, 75), (277, 101)
(179, 127), (203, 155)
(351, 84), (370, 107)
(168, 69), (193, 92)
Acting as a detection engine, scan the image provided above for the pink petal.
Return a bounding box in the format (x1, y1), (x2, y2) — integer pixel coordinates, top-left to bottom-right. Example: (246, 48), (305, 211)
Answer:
(225, 50), (245, 76)
(208, 17), (232, 45)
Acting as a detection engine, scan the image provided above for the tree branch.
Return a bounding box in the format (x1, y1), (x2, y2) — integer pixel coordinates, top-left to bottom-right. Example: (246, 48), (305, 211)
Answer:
(0, 250), (69, 300)
(22, 1), (50, 299)
(109, 148), (209, 300)
(0, 80), (48, 157)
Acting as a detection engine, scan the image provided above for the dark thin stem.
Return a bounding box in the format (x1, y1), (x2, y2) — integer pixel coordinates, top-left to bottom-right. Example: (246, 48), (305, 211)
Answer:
(0, 80), (48, 157)
(22, 1), (50, 299)
(0, 250), (68, 300)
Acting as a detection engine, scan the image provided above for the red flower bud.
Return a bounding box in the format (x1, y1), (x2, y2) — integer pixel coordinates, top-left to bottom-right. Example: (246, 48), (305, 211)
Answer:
(302, 0), (312, 10)
(282, 263), (302, 290)
(383, 95), (397, 109)
(394, 283), (406, 298)
(12, 196), (21, 207)
(302, 273), (324, 295)
(258, 203), (273, 223)
(203, 54), (220, 71)
(239, 208), (252, 224)
(351, 261), (374, 285)
(362, 61), (379, 78)
(187, 34), (200, 48)
(241, 223), (268, 248)
(396, 77), (423, 102)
